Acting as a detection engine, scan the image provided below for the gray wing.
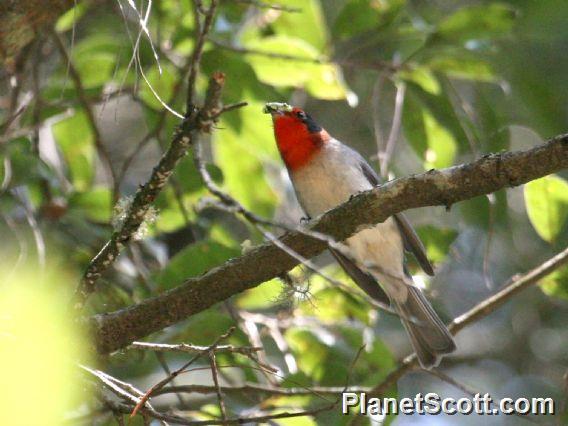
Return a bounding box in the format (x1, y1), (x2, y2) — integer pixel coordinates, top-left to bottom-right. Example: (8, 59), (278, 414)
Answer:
(329, 249), (391, 306)
(358, 158), (435, 276)
(393, 214), (434, 276)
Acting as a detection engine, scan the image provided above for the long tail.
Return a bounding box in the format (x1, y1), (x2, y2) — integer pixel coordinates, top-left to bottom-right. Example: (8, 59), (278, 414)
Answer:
(393, 285), (456, 369)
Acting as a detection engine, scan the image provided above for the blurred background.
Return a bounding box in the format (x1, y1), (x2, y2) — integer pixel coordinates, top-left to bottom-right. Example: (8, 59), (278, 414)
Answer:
(0, 0), (567, 424)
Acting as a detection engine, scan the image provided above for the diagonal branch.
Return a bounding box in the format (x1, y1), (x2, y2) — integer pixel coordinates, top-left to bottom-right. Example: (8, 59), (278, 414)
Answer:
(72, 72), (226, 311)
(186, 0), (218, 111)
(52, 30), (118, 189)
(90, 134), (568, 353)
(365, 245), (568, 399)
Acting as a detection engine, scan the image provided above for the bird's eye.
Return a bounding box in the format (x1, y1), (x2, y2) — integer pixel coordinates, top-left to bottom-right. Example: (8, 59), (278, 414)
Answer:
(296, 111), (307, 119)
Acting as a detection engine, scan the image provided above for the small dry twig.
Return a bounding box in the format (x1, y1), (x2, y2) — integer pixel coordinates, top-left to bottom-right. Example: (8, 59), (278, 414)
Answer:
(131, 327), (236, 416)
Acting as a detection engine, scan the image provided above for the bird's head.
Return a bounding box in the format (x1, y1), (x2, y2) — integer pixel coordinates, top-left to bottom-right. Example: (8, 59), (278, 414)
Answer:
(264, 102), (330, 170)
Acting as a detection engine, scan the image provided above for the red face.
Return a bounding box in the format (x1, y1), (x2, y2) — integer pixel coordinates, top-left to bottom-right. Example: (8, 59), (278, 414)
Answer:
(269, 107), (329, 171)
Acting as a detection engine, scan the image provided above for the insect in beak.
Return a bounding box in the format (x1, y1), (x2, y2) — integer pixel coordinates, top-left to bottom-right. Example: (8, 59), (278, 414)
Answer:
(263, 102), (293, 115)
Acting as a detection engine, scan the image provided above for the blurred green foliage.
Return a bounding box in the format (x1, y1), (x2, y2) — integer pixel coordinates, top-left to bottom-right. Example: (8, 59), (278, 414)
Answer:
(1, 0), (567, 424)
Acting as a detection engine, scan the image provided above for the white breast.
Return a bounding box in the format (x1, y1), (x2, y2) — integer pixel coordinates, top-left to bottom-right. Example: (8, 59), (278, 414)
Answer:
(288, 139), (406, 285)
(289, 139), (373, 217)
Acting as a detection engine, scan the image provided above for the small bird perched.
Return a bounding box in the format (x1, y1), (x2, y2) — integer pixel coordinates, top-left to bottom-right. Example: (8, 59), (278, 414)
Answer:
(264, 102), (456, 368)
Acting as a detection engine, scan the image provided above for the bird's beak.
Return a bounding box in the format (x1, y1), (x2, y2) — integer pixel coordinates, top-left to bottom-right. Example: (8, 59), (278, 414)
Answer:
(263, 102), (292, 116)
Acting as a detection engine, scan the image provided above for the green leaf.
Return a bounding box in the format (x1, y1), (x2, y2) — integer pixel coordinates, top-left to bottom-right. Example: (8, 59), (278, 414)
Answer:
(458, 190), (506, 230)
(285, 328), (348, 383)
(155, 230), (240, 290)
(434, 3), (517, 44)
(399, 66), (441, 94)
(333, 0), (405, 39)
(402, 91), (428, 158)
(202, 50), (276, 105)
(245, 35), (318, 87)
(402, 90), (457, 169)
(138, 63), (178, 111)
(55, 3), (88, 32)
(176, 311), (236, 346)
(214, 101), (279, 217)
(474, 84), (510, 152)
(4, 138), (42, 187)
(421, 110), (457, 169)
(333, 0), (383, 39)
(403, 82), (469, 153)
(275, 417), (317, 426)
(68, 188), (112, 223)
(271, 0), (327, 50)
(298, 273), (369, 324)
(72, 33), (125, 55)
(524, 175), (568, 243)
(74, 52), (116, 89)
(426, 55), (497, 82)
(416, 226), (458, 264)
(245, 36), (350, 100)
(176, 155), (223, 194)
(52, 111), (95, 191)
(540, 266), (568, 301)
(305, 63), (352, 101)
(236, 279), (283, 310)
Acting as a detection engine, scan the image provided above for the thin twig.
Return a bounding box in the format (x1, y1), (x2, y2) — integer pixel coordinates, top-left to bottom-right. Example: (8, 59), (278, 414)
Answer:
(380, 81), (406, 177)
(234, 0), (301, 12)
(51, 31), (118, 190)
(103, 396), (337, 425)
(83, 365), (165, 421)
(442, 77), (498, 289)
(72, 72), (227, 311)
(450, 247), (568, 334)
(128, 341), (262, 355)
(131, 327), (236, 417)
(214, 101), (248, 117)
(224, 302), (280, 385)
(152, 383), (371, 397)
(209, 352), (228, 423)
(186, 0), (218, 111)
(143, 341), (363, 424)
(154, 351), (188, 408)
(366, 246), (568, 398)
(426, 369), (540, 424)
(210, 39), (398, 72)
(371, 74), (386, 164)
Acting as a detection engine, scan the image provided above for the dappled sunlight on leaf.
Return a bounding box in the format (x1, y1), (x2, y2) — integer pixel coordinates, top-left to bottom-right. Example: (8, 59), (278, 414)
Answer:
(52, 111), (95, 191)
(0, 265), (91, 426)
(524, 175), (568, 243)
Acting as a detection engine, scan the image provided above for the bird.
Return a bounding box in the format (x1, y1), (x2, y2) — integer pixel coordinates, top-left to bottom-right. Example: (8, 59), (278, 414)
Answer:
(264, 102), (456, 369)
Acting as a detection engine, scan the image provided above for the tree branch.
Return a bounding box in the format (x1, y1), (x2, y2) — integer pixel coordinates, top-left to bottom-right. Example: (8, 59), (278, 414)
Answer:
(152, 383), (371, 397)
(365, 245), (568, 399)
(72, 72), (226, 311)
(90, 134), (568, 353)
(52, 30), (118, 193)
(128, 341), (262, 356)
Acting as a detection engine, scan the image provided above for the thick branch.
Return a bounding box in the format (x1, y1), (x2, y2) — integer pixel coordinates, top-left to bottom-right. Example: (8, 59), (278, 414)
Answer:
(91, 134), (568, 354)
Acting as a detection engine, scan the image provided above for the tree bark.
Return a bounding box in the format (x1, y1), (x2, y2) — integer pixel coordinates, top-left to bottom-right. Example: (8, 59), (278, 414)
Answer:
(91, 134), (568, 354)
(0, 0), (75, 69)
